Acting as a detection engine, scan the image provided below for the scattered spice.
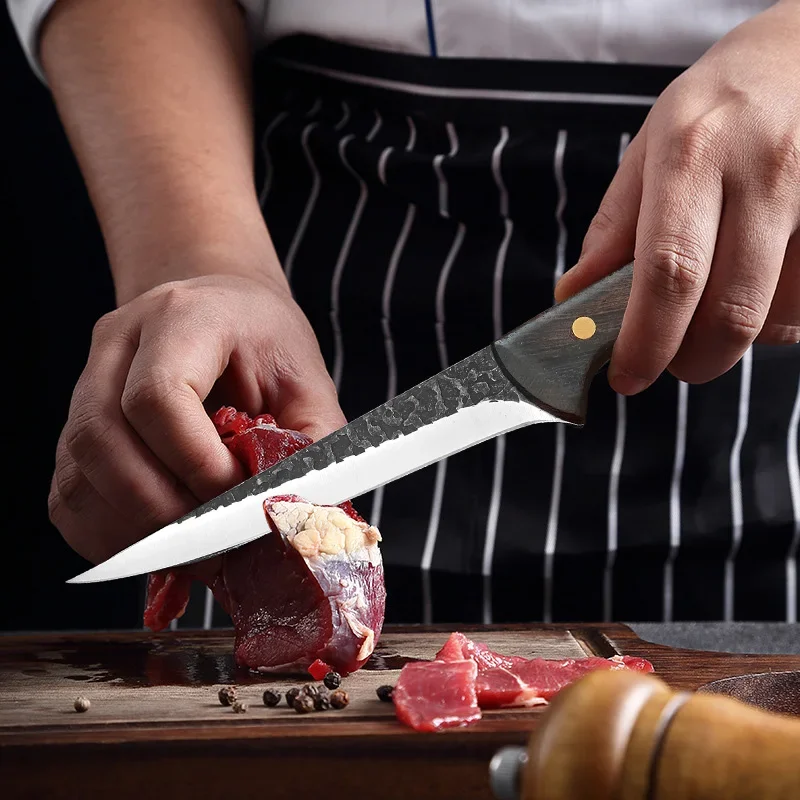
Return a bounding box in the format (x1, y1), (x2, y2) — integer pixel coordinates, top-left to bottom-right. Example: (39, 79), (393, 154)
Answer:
(314, 692), (332, 711)
(323, 671), (341, 690)
(293, 694), (315, 714)
(218, 686), (237, 707)
(74, 696), (91, 713)
(330, 689), (350, 709)
(232, 701), (248, 714)
(285, 687), (301, 708)
(376, 685), (394, 703)
(262, 689), (281, 708)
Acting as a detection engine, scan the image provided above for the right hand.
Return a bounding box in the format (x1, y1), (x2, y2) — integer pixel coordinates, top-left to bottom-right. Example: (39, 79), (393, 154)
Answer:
(49, 273), (346, 567)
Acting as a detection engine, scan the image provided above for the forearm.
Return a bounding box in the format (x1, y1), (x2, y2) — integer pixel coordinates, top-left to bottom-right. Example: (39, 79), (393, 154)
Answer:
(40, 0), (283, 304)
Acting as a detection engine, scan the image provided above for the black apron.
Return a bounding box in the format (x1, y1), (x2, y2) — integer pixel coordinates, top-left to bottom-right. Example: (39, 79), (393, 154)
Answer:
(176, 35), (800, 630)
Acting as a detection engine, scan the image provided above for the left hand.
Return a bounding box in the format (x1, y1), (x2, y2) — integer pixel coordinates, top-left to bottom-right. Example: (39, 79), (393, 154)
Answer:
(555, 0), (800, 394)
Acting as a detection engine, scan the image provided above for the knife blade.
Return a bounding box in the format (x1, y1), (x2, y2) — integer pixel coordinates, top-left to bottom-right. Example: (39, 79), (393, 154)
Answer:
(67, 262), (634, 584)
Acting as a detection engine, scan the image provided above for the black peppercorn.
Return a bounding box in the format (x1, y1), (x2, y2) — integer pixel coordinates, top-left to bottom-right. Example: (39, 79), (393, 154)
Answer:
(314, 692), (331, 711)
(376, 685), (394, 703)
(323, 671), (341, 690)
(285, 687), (301, 708)
(293, 694), (315, 714)
(330, 689), (350, 709)
(232, 700), (248, 714)
(262, 689), (281, 707)
(300, 683), (320, 699)
(218, 686), (237, 707)
(74, 696), (91, 713)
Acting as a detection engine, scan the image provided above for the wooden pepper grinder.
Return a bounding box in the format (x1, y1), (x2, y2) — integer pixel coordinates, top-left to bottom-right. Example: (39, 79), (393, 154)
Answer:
(489, 669), (800, 800)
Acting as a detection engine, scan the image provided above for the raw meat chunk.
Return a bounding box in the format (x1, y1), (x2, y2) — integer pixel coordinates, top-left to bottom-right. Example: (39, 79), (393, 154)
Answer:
(144, 408), (386, 676)
(436, 632), (653, 708)
(395, 633), (655, 730)
(393, 660), (481, 732)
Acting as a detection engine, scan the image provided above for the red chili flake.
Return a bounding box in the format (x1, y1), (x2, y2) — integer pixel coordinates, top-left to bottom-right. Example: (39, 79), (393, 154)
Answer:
(308, 659), (333, 681)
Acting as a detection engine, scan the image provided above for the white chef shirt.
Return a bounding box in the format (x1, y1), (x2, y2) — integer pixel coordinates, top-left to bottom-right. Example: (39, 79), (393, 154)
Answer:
(8, 0), (777, 84)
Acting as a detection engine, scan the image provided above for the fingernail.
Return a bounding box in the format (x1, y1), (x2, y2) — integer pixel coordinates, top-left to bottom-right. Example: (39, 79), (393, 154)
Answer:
(609, 371), (650, 396)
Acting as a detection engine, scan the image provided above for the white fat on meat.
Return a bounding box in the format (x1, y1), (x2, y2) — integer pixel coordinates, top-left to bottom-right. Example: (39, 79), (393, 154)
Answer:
(265, 499), (383, 662)
(266, 500), (382, 563)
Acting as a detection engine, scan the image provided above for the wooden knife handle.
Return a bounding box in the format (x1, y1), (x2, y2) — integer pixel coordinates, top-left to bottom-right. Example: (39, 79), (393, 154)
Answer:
(513, 670), (800, 800)
(493, 262), (633, 424)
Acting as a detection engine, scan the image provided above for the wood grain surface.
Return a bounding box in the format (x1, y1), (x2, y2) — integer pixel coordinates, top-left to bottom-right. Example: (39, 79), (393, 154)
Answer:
(1, 623), (798, 800)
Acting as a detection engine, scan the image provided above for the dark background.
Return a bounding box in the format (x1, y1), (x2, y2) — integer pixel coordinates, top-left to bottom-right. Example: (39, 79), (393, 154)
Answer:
(3, 6), (141, 632)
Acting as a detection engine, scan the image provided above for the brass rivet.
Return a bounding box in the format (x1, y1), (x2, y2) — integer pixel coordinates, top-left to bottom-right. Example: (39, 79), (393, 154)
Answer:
(572, 316), (597, 340)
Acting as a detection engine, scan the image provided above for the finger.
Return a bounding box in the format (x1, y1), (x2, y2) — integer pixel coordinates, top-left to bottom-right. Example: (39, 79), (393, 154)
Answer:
(123, 318), (246, 503)
(267, 341), (347, 442)
(757, 231), (800, 344)
(50, 432), (137, 564)
(65, 313), (198, 529)
(609, 126), (724, 394)
(554, 126), (646, 302)
(670, 196), (791, 382)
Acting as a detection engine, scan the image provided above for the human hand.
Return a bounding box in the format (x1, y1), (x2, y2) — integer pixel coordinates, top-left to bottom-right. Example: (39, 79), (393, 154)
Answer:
(49, 273), (345, 566)
(555, 0), (800, 393)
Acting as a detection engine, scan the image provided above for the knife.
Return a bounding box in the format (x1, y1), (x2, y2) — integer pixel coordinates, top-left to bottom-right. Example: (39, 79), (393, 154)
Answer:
(67, 262), (634, 584)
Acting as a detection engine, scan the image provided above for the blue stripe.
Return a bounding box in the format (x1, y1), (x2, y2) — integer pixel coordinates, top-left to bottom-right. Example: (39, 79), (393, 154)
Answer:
(424, 0), (438, 57)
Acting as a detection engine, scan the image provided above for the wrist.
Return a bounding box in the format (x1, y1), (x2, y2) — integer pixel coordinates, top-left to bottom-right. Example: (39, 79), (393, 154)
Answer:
(110, 222), (289, 306)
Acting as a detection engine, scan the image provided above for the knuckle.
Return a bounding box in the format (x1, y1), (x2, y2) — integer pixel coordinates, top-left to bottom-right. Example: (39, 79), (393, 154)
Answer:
(757, 322), (800, 345)
(91, 310), (121, 342)
(588, 203), (623, 239)
(642, 241), (707, 303)
(710, 292), (767, 347)
(49, 455), (87, 521)
(760, 134), (800, 197)
(666, 119), (721, 173)
(64, 402), (114, 470)
(120, 367), (184, 426)
(47, 480), (67, 526)
(152, 282), (198, 315)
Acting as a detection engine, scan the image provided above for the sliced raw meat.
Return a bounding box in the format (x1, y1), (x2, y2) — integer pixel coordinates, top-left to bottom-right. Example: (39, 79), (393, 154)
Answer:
(396, 633), (656, 728)
(435, 632), (653, 708)
(393, 660), (481, 732)
(436, 631), (522, 670)
(144, 408), (386, 676)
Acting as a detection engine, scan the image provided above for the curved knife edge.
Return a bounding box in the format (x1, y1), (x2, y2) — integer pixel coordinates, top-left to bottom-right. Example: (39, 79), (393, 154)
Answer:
(66, 394), (564, 584)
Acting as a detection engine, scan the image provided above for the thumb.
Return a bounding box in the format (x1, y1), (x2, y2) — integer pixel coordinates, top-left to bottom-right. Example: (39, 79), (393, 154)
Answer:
(554, 128), (646, 303)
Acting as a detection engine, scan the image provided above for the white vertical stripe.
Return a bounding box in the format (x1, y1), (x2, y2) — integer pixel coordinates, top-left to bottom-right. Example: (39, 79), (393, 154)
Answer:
(378, 147), (393, 186)
(432, 123), (458, 218)
(283, 122), (320, 284)
(421, 227), (466, 623)
(483, 126), (512, 624)
(786, 372), (800, 623)
(421, 123), (462, 624)
(724, 348), (754, 622)
(257, 110), (290, 208)
(366, 110), (383, 142)
(664, 380), (689, 622)
(369, 119), (420, 530)
(305, 98), (322, 119)
(202, 586), (214, 630)
(335, 101), (351, 131)
(603, 131), (631, 623)
(604, 393), (627, 621)
(330, 118), (382, 392)
(169, 617), (178, 632)
(482, 222), (513, 623)
(369, 206), (416, 530)
(543, 129), (569, 623)
(405, 115), (417, 151)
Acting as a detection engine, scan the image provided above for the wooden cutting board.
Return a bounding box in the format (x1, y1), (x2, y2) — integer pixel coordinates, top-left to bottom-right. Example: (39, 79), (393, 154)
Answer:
(2, 623), (798, 800)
